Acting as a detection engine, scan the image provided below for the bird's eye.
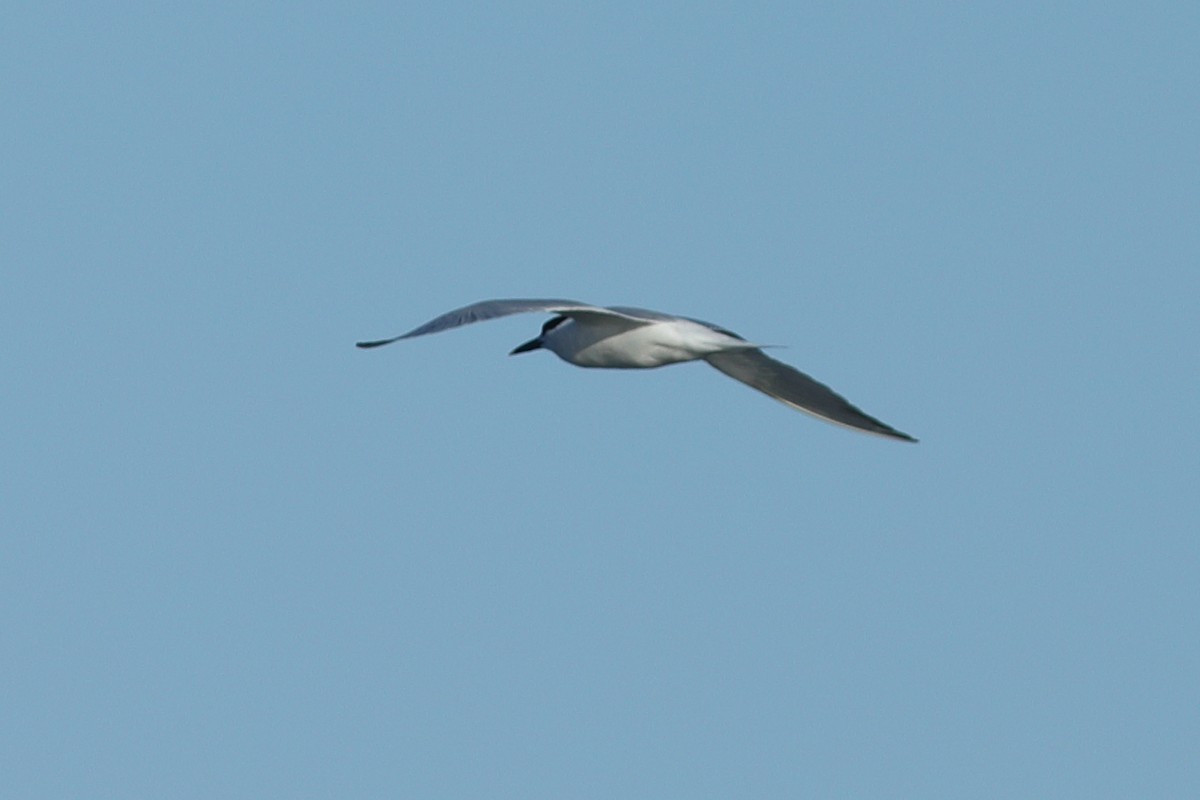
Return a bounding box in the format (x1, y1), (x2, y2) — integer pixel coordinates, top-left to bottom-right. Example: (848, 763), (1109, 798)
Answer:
(541, 316), (567, 335)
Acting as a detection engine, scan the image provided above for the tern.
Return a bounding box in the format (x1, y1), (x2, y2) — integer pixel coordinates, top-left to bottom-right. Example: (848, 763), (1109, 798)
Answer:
(357, 298), (916, 442)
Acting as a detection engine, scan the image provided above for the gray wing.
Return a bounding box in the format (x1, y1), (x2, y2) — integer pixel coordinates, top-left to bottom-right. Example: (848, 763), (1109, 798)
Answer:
(356, 299), (656, 348)
(705, 349), (917, 442)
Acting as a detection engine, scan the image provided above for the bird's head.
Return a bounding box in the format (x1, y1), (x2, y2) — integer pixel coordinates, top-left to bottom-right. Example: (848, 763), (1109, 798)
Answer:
(509, 315), (567, 356)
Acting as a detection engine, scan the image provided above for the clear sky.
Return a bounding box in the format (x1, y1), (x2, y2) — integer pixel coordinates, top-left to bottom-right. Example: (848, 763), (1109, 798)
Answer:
(4, 3), (1198, 798)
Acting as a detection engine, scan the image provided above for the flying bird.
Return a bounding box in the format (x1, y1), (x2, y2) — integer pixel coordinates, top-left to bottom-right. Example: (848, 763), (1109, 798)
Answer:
(357, 298), (916, 442)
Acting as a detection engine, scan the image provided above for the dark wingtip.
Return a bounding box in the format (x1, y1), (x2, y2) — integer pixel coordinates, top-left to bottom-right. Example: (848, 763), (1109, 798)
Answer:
(356, 339), (391, 349)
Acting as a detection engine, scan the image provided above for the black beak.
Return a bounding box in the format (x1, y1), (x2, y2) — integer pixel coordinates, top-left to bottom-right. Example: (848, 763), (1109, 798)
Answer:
(509, 337), (542, 355)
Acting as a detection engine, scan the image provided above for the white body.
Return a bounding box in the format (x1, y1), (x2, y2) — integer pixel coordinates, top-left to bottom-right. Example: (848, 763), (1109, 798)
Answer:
(544, 315), (756, 368)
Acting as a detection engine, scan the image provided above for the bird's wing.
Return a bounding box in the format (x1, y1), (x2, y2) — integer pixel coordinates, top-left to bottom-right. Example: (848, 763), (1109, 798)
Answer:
(356, 299), (657, 348)
(704, 349), (917, 442)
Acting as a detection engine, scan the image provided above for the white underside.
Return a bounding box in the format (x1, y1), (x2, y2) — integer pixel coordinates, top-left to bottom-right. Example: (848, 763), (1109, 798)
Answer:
(543, 317), (754, 368)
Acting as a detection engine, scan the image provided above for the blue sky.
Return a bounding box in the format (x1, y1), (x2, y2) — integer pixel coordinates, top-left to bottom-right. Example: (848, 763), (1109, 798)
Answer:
(4, 3), (1198, 797)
